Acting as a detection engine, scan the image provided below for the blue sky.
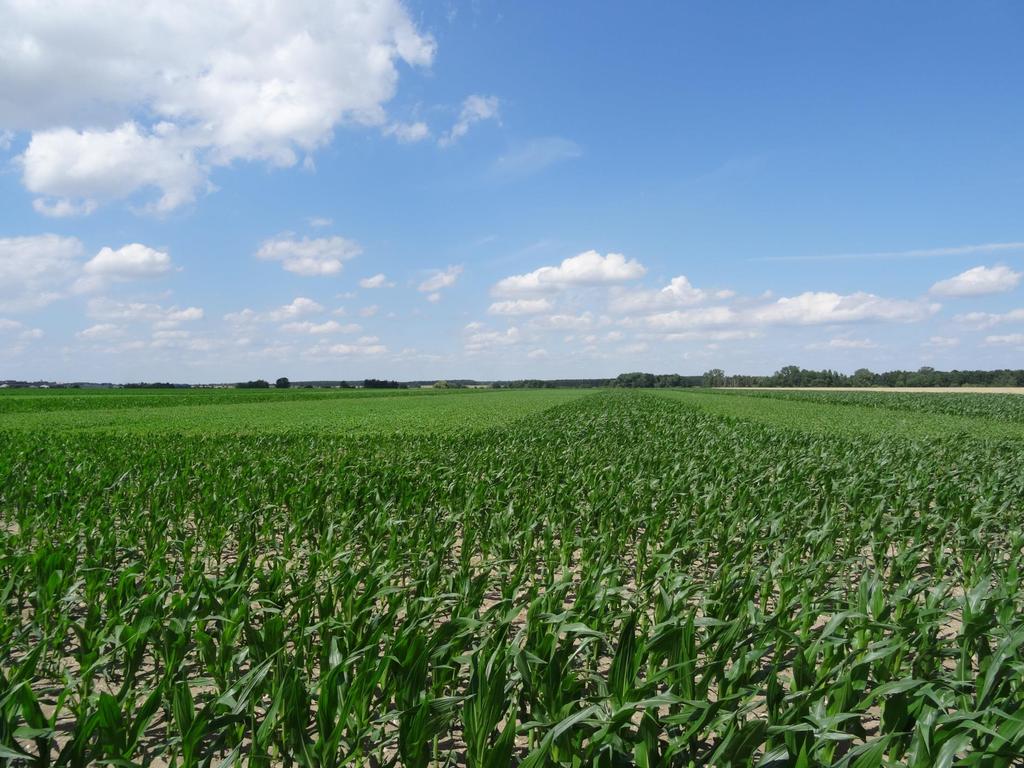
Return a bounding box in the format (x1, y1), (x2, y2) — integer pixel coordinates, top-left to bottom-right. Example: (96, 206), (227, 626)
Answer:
(1, 0), (1023, 382)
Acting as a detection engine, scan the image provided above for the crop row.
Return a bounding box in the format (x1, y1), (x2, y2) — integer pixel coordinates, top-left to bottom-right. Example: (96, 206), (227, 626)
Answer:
(706, 389), (1024, 425)
(1, 392), (1023, 766)
(0, 387), (493, 416)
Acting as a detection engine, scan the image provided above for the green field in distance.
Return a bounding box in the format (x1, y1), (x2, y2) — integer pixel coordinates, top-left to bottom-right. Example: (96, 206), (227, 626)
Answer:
(0, 387), (589, 435)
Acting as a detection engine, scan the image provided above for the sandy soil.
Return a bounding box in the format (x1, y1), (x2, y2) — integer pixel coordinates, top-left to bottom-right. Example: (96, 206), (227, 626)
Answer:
(723, 386), (1024, 395)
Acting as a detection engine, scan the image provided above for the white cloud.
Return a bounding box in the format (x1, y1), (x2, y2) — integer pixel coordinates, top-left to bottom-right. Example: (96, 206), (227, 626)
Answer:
(87, 299), (203, 327)
(307, 217), (333, 228)
(83, 243), (172, 278)
(984, 334), (1024, 346)
(5, 1), (435, 213)
(0, 236), (174, 299)
(359, 304), (380, 317)
(488, 298), (553, 316)
(531, 312), (602, 330)
(32, 198), (98, 218)
(659, 329), (761, 342)
(925, 336), (960, 348)
(930, 265), (1022, 297)
(281, 320), (360, 334)
(494, 250), (646, 296)
(662, 275), (708, 303)
(953, 308), (1024, 329)
(306, 340), (387, 357)
(267, 297), (324, 321)
(23, 123), (204, 215)
(224, 308), (260, 325)
(527, 348), (548, 359)
(751, 292), (938, 325)
(642, 306), (737, 331)
(439, 94), (499, 146)
(256, 236), (361, 276)
(77, 323), (124, 340)
(610, 275), (709, 313)
(0, 318), (44, 341)
(465, 325), (521, 353)
(0, 234), (84, 312)
(418, 265), (463, 293)
(384, 121), (430, 143)
(359, 273), (394, 289)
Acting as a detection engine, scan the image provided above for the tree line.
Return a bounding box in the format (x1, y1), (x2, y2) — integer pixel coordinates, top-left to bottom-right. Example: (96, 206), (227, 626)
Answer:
(499, 367), (1024, 389)
(702, 366), (1024, 388)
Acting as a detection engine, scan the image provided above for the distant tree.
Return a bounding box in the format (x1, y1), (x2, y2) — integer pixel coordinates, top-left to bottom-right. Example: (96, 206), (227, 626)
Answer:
(702, 368), (726, 388)
(236, 379), (270, 389)
(275, 377), (291, 389)
(852, 368), (875, 386)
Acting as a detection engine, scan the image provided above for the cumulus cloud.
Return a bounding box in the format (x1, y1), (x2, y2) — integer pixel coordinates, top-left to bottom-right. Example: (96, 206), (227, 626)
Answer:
(267, 297), (324, 321)
(83, 243), (172, 278)
(0, 234), (84, 312)
(751, 292), (939, 325)
(488, 298), (553, 316)
(609, 275), (710, 313)
(494, 251), (646, 296)
(930, 265), (1022, 297)
(925, 336), (960, 348)
(439, 95), (499, 147)
(953, 308), (1024, 329)
(465, 325), (521, 353)
(22, 123), (204, 215)
(418, 265), (463, 293)
(87, 298), (203, 328)
(359, 273), (394, 289)
(4, 1), (435, 213)
(280, 320), (361, 335)
(256, 236), (362, 276)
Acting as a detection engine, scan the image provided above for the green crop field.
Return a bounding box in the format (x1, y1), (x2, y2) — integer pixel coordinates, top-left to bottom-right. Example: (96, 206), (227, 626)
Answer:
(0, 388), (585, 436)
(2, 388), (1023, 766)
